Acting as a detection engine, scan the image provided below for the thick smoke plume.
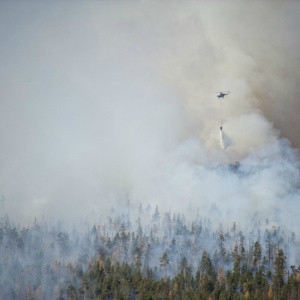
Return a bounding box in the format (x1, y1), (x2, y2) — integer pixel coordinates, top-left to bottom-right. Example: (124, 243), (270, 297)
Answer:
(0, 1), (300, 235)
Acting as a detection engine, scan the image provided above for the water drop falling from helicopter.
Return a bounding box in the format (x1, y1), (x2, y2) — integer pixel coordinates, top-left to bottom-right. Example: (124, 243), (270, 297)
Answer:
(220, 127), (225, 149)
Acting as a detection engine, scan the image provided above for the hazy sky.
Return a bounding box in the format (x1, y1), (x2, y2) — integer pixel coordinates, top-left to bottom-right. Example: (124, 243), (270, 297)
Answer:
(0, 1), (300, 228)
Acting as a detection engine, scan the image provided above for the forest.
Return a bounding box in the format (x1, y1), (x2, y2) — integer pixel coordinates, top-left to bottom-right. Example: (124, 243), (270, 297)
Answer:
(1, 203), (300, 300)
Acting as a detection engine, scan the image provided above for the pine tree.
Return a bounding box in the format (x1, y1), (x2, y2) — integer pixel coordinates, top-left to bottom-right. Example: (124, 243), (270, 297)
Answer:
(253, 241), (262, 271)
(273, 248), (286, 297)
(143, 243), (153, 276)
(265, 230), (274, 272)
(199, 251), (216, 296)
(239, 231), (247, 271)
(152, 206), (160, 223)
(160, 252), (169, 277)
(217, 227), (226, 263)
(232, 244), (241, 291)
(267, 286), (273, 299)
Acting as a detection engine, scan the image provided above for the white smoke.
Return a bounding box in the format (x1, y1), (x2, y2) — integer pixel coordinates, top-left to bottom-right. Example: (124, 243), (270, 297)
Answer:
(0, 1), (299, 234)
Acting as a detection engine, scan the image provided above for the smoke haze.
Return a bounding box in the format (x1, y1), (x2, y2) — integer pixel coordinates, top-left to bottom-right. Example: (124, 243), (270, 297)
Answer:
(0, 1), (300, 232)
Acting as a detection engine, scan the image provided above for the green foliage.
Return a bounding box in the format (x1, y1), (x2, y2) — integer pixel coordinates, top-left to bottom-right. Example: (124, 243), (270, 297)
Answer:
(65, 250), (299, 300)
(1, 210), (300, 299)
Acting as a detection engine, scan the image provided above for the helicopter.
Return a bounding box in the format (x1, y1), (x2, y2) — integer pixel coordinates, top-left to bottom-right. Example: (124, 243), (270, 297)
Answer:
(217, 91), (230, 99)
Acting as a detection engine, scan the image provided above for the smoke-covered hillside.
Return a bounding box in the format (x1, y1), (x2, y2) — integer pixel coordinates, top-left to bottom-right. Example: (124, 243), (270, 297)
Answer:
(1, 1), (300, 226)
(1, 205), (300, 299)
